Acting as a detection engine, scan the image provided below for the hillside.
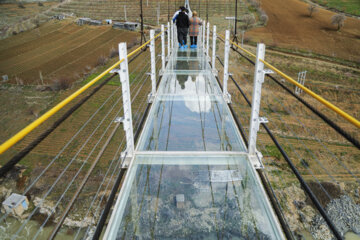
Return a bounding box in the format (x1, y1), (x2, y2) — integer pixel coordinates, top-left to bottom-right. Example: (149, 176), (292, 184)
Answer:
(247, 0), (360, 62)
(0, 19), (138, 85)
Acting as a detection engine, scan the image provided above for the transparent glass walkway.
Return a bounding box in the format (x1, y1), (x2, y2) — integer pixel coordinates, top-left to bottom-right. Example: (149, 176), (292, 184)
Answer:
(105, 47), (284, 239)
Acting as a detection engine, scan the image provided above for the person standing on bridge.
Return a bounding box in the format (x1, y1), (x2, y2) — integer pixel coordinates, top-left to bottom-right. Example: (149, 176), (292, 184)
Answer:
(189, 11), (202, 48)
(175, 7), (190, 50)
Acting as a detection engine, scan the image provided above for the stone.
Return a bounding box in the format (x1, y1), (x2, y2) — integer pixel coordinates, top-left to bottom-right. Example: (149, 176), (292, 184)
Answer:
(176, 194), (185, 209)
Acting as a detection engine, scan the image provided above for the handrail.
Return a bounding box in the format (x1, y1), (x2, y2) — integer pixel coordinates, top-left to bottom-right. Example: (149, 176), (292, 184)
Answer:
(0, 31), (163, 155)
(217, 33), (360, 129)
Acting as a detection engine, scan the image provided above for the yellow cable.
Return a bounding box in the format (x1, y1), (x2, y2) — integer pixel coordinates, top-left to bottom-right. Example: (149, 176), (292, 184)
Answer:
(260, 60), (360, 128)
(217, 34), (360, 128)
(0, 31), (164, 154)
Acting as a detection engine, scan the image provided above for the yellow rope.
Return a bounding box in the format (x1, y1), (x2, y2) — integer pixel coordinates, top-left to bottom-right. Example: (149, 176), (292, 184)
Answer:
(0, 31), (163, 154)
(217, 34), (360, 129)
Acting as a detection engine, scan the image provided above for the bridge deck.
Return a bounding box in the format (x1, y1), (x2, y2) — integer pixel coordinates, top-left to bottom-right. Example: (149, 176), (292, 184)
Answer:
(104, 47), (284, 239)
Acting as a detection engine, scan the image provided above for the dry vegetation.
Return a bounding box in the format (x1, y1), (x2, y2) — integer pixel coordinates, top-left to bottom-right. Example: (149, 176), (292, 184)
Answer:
(247, 0), (360, 63)
(0, 19), (138, 85)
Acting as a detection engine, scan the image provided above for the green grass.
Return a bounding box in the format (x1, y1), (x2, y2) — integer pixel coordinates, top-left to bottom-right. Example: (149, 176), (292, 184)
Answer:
(312, 0), (360, 16)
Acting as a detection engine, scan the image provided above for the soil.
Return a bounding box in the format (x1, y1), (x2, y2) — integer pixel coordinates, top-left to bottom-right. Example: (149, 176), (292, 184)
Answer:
(0, 19), (139, 85)
(247, 0), (360, 62)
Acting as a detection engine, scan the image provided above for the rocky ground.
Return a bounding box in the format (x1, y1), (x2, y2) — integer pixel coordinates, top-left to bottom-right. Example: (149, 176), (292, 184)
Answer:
(279, 183), (360, 240)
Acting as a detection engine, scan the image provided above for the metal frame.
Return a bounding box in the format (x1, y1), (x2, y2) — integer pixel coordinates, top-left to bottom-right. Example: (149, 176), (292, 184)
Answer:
(223, 30), (231, 103)
(206, 22), (210, 58)
(167, 22), (171, 59)
(199, 25), (202, 48)
(135, 151), (248, 156)
(248, 43), (273, 168)
(212, 25), (217, 75)
(118, 42), (134, 166)
(148, 29), (156, 103)
(295, 70), (307, 95)
(161, 25), (166, 74)
(104, 22), (285, 240)
(202, 21), (206, 50)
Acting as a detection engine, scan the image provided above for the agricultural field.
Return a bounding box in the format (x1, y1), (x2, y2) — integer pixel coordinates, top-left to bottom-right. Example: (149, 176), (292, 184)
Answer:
(0, 44), (158, 238)
(247, 0), (360, 63)
(212, 34), (360, 238)
(312, 0), (360, 16)
(0, 19), (139, 85)
(0, 0), (359, 238)
(0, 1), (58, 38)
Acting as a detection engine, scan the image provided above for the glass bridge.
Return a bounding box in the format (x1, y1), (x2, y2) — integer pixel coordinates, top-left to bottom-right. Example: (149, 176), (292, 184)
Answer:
(104, 46), (285, 239)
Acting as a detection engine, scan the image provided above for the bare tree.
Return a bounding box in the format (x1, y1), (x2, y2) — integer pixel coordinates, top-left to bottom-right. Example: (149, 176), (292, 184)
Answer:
(308, 4), (318, 17)
(242, 14), (256, 30)
(331, 14), (346, 31)
(259, 9), (268, 24)
(18, 2), (25, 8)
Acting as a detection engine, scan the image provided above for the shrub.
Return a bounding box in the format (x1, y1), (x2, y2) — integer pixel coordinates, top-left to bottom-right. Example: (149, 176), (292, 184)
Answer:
(109, 47), (117, 58)
(18, 2), (25, 8)
(331, 14), (346, 31)
(38, 2), (44, 6)
(51, 77), (72, 91)
(96, 55), (107, 66)
(308, 4), (318, 17)
(259, 9), (268, 24)
(242, 14), (256, 30)
(32, 18), (40, 28)
(249, 0), (260, 8)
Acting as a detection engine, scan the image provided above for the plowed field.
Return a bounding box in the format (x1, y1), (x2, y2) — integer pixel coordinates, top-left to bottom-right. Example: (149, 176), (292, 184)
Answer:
(247, 0), (360, 62)
(0, 20), (138, 84)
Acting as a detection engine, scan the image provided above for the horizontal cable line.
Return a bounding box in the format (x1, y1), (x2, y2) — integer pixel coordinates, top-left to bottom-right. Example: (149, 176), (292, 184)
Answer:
(270, 96), (360, 185)
(11, 92), (124, 239)
(10, 57), (154, 236)
(0, 87), (122, 225)
(0, 31), (164, 154)
(41, 59), (156, 238)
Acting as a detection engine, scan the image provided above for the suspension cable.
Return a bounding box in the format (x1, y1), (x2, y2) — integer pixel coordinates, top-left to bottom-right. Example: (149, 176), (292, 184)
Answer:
(215, 54), (343, 240)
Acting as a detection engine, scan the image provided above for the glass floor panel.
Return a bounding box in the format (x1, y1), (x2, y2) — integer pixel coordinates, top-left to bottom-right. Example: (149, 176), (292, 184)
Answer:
(106, 155), (283, 240)
(137, 95), (245, 151)
(176, 48), (203, 58)
(158, 72), (220, 95)
(167, 58), (210, 71)
(105, 46), (284, 240)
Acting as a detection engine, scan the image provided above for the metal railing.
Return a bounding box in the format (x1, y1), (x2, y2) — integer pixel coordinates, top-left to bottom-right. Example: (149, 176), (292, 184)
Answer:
(217, 33), (360, 129)
(0, 29), (166, 155)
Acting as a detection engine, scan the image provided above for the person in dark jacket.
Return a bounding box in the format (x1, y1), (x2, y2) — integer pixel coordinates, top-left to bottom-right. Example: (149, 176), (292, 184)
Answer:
(175, 7), (190, 49)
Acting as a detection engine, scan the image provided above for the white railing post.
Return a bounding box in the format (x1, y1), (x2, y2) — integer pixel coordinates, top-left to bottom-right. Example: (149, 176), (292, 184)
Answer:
(173, 23), (177, 49)
(167, 22), (171, 57)
(161, 24), (165, 73)
(223, 30), (231, 103)
(199, 26), (202, 48)
(248, 43), (272, 168)
(148, 29), (156, 102)
(124, 5), (127, 21)
(212, 25), (217, 74)
(170, 21), (173, 49)
(118, 42), (134, 165)
(206, 22), (210, 58)
(202, 21), (206, 50)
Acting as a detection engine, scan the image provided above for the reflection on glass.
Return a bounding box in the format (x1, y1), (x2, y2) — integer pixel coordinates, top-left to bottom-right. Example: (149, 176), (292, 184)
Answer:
(115, 155), (281, 240)
(167, 59), (209, 71)
(159, 72), (220, 95)
(176, 48), (202, 58)
(138, 96), (244, 151)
